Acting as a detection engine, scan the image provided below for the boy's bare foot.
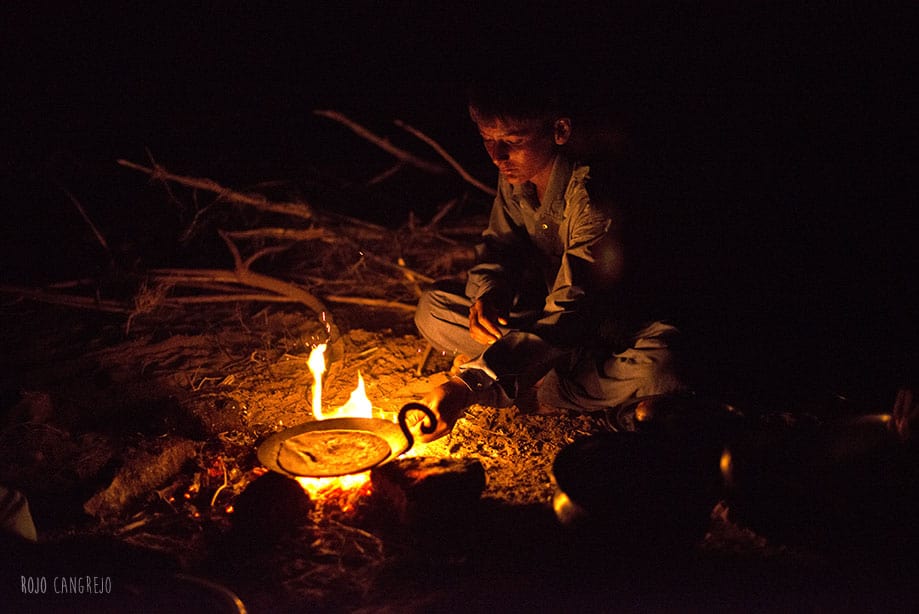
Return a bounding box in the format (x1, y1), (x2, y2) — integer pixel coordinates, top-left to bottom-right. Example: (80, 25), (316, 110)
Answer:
(449, 353), (472, 376)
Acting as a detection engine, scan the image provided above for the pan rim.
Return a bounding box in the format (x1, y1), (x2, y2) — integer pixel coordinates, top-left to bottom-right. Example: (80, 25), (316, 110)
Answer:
(257, 417), (411, 478)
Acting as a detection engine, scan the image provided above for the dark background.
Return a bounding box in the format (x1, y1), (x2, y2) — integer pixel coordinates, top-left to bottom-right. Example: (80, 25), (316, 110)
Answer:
(3, 3), (916, 403)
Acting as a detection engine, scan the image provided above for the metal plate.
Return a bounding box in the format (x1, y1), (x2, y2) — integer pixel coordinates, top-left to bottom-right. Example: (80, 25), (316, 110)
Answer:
(257, 417), (411, 478)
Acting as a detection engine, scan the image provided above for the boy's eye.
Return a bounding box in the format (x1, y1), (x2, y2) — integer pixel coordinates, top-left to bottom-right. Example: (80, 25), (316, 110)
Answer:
(483, 139), (525, 147)
(481, 136), (526, 146)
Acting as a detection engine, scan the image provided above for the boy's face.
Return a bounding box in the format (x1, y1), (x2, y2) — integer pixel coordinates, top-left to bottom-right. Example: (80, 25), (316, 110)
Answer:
(474, 116), (570, 187)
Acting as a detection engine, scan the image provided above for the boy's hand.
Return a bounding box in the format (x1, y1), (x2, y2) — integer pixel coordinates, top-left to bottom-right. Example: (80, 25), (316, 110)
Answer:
(469, 299), (507, 345)
(407, 378), (474, 443)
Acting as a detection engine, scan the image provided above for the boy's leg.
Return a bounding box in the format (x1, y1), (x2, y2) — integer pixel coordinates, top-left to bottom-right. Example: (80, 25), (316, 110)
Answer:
(0, 485), (37, 542)
(415, 285), (488, 359)
(537, 321), (688, 412)
(415, 284), (543, 361)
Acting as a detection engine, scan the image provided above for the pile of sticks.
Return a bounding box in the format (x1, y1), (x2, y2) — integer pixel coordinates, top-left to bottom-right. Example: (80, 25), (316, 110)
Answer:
(2, 111), (490, 334)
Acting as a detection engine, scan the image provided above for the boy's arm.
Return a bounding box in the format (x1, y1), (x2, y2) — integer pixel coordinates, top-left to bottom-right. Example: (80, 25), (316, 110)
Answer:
(464, 180), (525, 317)
(534, 194), (624, 345)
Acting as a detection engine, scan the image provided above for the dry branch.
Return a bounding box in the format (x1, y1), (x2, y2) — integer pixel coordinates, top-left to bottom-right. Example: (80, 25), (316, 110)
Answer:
(387, 257), (434, 286)
(313, 110), (448, 176)
(394, 119), (497, 197)
(161, 294), (304, 305)
(117, 159), (314, 221)
(367, 162), (406, 185)
(323, 295), (416, 312)
(0, 284), (132, 314)
(222, 228), (334, 242)
(2, 144), (478, 331)
(425, 197), (460, 230)
(155, 231), (330, 322)
(59, 187), (114, 258)
(120, 157), (393, 242)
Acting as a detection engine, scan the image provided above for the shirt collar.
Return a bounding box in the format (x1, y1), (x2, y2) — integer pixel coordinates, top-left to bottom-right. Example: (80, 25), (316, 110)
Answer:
(542, 155), (573, 208)
(511, 154), (573, 209)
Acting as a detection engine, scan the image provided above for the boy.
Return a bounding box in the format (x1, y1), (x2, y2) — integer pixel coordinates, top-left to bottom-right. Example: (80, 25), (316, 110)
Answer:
(412, 77), (686, 441)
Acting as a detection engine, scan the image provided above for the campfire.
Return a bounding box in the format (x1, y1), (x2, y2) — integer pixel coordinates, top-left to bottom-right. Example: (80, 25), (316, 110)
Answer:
(295, 343), (378, 507)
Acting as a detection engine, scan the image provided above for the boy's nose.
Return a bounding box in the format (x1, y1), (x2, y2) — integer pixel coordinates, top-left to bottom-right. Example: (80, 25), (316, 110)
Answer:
(487, 141), (509, 161)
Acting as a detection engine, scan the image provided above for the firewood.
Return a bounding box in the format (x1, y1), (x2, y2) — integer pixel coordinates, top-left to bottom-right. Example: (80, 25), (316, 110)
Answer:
(370, 456), (486, 526)
(116, 158), (314, 221)
(394, 119), (496, 196)
(313, 110), (447, 176)
(84, 437), (198, 519)
(229, 472), (313, 545)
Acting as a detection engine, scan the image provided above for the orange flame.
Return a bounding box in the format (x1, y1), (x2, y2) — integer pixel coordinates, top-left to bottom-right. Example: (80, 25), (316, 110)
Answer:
(308, 343), (327, 419)
(325, 372), (373, 420)
(300, 343), (374, 502)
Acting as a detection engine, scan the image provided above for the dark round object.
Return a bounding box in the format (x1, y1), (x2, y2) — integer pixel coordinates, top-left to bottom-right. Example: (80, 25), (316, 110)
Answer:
(723, 413), (919, 554)
(551, 432), (722, 549)
(231, 472), (313, 543)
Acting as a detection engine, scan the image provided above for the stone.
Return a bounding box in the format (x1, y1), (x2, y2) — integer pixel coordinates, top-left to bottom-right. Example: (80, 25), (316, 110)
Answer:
(370, 456), (485, 526)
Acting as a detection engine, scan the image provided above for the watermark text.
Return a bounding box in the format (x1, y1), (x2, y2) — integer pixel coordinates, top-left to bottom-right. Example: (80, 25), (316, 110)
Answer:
(21, 575), (112, 595)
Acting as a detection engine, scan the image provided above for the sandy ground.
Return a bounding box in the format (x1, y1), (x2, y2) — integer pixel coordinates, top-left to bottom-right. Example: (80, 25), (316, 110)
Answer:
(4, 297), (917, 613)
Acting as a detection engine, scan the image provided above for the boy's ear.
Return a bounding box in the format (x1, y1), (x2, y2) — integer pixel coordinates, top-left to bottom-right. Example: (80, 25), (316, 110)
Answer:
(553, 118), (572, 145)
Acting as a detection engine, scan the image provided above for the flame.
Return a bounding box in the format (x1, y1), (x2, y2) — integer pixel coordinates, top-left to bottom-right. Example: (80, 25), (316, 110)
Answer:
(296, 465), (373, 509)
(719, 448), (734, 486)
(325, 372), (373, 420)
(299, 342), (375, 503)
(308, 343), (327, 419)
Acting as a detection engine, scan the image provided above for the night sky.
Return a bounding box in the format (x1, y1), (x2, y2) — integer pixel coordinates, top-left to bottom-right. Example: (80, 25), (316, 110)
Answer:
(4, 3), (916, 396)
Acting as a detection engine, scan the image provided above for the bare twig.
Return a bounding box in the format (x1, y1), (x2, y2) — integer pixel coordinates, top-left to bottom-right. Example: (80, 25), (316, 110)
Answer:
(210, 461), (229, 508)
(394, 119), (496, 196)
(222, 228), (334, 242)
(315, 243), (435, 285)
(438, 224), (489, 237)
(217, 231), (332, 319)
(323, 295), (416, 312)
(161, 294), (304, 305)
(313, 110), (447, 176)
(0, 285), (132, 313)
(46, 278), (102, 289)
(367, 162), (406, 185)
(145, 147), (182, 208)
(396, 257), (423, 298)
(425, 197), (460, 230)
(59, 187), (113, 257)
(117, 159), (314, 221)
(242, 245), (292, 269)
(179, 202), (217, 244)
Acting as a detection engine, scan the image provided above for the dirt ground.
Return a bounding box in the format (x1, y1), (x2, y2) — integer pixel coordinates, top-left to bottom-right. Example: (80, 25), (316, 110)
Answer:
(1, 152), (916, 612)
(3, 294), (917, 613)
(0, 296), (615, 607)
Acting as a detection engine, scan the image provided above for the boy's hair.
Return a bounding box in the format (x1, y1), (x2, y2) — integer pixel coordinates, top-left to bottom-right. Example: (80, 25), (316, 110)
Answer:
(465, 60), (567, 124)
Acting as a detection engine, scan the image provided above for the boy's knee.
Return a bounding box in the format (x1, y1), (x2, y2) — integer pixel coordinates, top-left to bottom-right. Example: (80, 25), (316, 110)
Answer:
(414, 290), (441, 336)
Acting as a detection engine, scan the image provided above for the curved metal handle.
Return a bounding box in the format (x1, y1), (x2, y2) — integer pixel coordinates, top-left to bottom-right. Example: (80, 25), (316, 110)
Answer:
(397, 402), (439, 451)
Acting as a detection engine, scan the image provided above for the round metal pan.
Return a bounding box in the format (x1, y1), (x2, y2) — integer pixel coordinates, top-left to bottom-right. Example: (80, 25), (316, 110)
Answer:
(257, 402), (437, 478)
